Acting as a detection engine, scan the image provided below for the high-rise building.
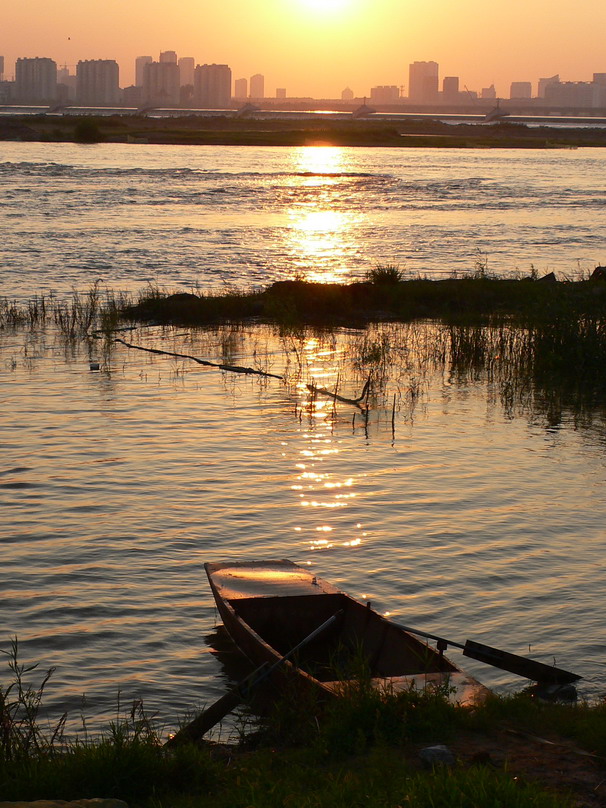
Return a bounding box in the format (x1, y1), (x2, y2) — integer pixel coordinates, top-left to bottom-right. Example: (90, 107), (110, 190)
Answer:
(135, 56), (153, 87)
(57, 67), (77, 102)
(442, 76), (459, 101)
(76, 60), (120, 105)
(276, 88), (286, 99)
(0, 56), (4, 81)
(341, 87), (354, 101)
(510, 81), (532, 99)
(544, 81), (595, 108)
(178, 57), (195, 87)
(15, 57), (57, 103)
(408, 61), (439, 102)
(194, 64), (231, 107)
(480, 85), (497, 99)
(143, 61), (180, 106)
(234, 78), (248, 99)
(537, 75), (559, 98)
(160, 50), (178, 64)
(249, 73), (264, 99)
(369, 85), (399, 103)
(592, 75), (606, 107)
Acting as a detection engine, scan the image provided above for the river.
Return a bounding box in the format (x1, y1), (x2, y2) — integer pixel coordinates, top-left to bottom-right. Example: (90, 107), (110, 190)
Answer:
(2, 142), (606, 301)
(1, 143), (605, 738)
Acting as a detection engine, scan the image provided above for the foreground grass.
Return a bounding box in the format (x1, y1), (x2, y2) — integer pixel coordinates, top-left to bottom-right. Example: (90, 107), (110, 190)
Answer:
(1, 744), (572, 807)
(2, 641), (604, 807)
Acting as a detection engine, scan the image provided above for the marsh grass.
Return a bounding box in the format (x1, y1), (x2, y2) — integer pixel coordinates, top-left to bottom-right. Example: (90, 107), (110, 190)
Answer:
(0, 295), (48, 330)
(0, 284), (123, 338)
(3, 279), (606, 429)
(365, 263), (404, 285)
(0, 641), (594, 807)
(447, 317), (606, 423)
(0, 641), (217, 802)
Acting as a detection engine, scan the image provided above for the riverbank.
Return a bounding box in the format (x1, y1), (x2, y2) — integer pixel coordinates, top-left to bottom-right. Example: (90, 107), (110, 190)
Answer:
(1, 662), (604, 808)
(4, 113), (606, 148)
(122, 273), (606, 328)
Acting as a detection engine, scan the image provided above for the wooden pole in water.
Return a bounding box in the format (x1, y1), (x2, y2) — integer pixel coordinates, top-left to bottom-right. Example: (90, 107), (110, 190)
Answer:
(166, 611), (342, 747)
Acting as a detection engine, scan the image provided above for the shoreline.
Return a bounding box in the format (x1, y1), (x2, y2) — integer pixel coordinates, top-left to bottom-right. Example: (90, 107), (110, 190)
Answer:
(122, 275), (606, 328)
(4, 113), (606, 148)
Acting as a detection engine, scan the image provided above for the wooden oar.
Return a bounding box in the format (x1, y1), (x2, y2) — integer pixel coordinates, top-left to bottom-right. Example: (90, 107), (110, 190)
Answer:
(394, 622), (581, 684)
(165, 610), (342, 747)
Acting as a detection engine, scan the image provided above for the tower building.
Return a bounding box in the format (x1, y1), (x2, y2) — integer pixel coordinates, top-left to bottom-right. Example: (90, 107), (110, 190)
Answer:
(178, 57), (195, 87)
(234, 78), (248, 99)
(143, 61), (180, 106)
(15, 57), (57, 103)
(135, 56), (153, 87)
(249, 73), (264, 99)
(194, 63), (232, 108)
(408, 61), (439, 102)
(76, 60), (120, 105)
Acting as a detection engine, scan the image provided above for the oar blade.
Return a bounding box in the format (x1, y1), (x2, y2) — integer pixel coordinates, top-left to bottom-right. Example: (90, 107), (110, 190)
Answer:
(463, 640), (581, 684)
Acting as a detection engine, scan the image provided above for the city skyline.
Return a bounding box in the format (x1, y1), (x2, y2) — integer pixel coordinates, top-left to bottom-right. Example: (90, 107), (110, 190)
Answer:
(3, 0), (606, 99)
(3, 50), (605, 106)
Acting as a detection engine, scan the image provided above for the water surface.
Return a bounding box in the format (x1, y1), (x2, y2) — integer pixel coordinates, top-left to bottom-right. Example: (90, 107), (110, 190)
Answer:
(2, 142), (606, 302)
(1, 323), (605, 736)
(2, 142), (606, 737)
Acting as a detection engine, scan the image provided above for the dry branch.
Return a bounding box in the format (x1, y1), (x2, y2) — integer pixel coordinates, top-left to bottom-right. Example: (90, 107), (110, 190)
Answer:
(306, 377), (371, 410)
(114, 338), (284, 379)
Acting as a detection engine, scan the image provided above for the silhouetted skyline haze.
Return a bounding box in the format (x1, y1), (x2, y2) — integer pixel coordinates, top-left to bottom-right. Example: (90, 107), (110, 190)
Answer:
(3, 0), (605, 99)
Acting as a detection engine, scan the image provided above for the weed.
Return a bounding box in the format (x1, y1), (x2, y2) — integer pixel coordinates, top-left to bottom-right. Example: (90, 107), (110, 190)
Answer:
(0, 638), (65, 762)
(365, 263), (404, 285)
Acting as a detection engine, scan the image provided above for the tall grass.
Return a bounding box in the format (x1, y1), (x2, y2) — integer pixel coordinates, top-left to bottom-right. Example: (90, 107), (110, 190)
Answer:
(0, 640), (217, 802)
(3, 280), (606, 426)
(0, 638), (65, 762)
(1, 641), (595, 807)
(448, 317), (606, 421)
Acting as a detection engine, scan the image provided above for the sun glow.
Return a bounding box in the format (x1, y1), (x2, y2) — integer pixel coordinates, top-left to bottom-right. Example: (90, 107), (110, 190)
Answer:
(296, 0), (351, 14)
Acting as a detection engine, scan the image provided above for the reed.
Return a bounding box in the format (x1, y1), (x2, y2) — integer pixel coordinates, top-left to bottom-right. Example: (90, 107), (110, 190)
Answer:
(447, 317), (606, 422)
(0, 295), (48, 330)
(3, 278), (606, 428)
(1, 641), (594, 807)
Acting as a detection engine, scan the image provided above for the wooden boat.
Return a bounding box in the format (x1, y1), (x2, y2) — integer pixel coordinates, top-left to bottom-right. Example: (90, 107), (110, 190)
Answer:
(205, 559), (489, 705)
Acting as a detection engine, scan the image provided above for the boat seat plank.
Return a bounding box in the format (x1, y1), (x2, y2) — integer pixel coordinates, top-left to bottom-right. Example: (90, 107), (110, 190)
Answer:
(206, 560), (340, 601)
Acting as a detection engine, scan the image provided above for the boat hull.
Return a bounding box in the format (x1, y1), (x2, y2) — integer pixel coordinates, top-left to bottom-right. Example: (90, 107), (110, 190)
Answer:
(205, 559), (488, 705)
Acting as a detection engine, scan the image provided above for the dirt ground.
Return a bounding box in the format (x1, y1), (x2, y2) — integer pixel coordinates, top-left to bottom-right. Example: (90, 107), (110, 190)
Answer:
(446, 728), (606, 807)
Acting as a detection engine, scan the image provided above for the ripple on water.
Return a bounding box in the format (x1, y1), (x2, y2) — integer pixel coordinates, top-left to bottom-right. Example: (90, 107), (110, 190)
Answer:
(2, 313), (606, 732)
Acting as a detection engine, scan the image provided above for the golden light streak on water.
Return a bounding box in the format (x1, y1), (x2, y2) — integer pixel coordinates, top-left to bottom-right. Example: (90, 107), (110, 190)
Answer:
(284, 147), (363, 283)
(289, 333), (366, 553)
(292, 145), (346, 177)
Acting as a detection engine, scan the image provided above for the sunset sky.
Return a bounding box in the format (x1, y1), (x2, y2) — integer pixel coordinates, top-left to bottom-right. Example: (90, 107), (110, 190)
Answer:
(3, 0), (606, 98)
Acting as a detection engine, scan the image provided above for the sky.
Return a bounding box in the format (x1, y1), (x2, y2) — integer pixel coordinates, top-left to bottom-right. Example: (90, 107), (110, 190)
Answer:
(3, 0), (606, 98)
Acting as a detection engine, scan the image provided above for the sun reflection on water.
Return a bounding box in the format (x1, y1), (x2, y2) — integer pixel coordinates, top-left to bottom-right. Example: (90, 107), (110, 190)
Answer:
(289, 334), (367, 553)
(285, 147), (362, 283)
